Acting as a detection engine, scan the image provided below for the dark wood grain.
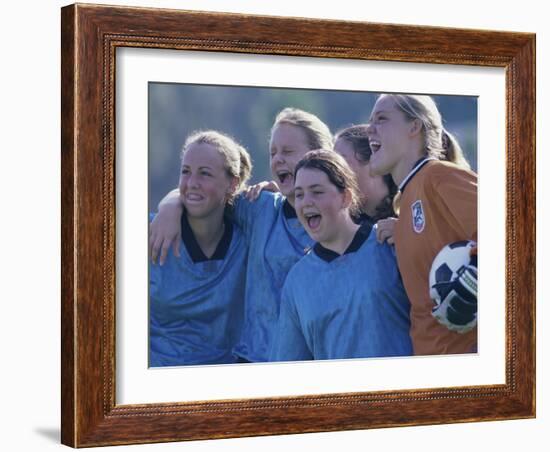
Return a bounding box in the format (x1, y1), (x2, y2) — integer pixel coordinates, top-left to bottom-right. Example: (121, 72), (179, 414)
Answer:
(61, 3), (536, 447)
(60, 5), (76, 446)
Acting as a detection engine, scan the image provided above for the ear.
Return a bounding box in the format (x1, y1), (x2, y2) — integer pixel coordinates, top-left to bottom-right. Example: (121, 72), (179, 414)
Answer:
(409, 118), (423, 137)
(341, 188), (353, 210)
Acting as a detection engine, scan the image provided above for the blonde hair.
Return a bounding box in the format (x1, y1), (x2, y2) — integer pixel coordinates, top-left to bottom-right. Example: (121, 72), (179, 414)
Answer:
(271, 107), (333, 151)
(181, 130), (252, 202)
(381, 94), (471, 170)
(294, 149), (363, 219)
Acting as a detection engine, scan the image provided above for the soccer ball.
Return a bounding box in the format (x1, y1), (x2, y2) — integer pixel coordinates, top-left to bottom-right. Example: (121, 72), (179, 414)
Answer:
(429, 240), (476, 307)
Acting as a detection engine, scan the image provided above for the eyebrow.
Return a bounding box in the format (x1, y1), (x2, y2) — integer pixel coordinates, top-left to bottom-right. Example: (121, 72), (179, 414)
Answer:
(295, 183), (324, 191)
(182, 164), (214, 170)
(371, 110), (390, 118)
(270, 145), (294, 152)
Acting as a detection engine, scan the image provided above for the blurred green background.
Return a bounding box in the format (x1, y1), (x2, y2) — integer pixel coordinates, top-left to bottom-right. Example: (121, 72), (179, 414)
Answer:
(148, 83), (477, 208)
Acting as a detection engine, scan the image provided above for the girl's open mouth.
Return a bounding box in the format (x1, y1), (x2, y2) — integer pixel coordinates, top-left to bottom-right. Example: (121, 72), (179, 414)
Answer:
(277, 170), (292, 185)
(369, 140), (381, 153)
(304, 212), (322, 231)
(185, 193), (204, 202)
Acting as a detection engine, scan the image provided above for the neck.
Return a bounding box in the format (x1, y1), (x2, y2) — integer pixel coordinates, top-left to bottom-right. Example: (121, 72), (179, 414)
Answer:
(363, 199), (380, 217)
(187, 210), (225, 257)
(392, 149), (427, 186)
(320, 216), (360, 255)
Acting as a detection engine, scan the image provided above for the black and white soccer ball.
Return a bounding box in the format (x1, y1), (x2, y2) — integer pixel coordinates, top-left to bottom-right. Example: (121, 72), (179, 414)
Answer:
(429, 240), (476, 307)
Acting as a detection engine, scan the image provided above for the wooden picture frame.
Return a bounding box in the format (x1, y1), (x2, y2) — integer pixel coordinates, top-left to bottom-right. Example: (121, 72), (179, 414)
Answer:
(61, 3), (535, 447)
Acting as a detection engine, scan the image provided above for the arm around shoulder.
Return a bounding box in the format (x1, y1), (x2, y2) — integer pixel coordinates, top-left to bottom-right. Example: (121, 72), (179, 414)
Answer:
(150, 188), (183, 265)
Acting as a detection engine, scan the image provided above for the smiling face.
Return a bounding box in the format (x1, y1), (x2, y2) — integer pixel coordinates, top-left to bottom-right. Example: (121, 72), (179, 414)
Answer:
(334, 137), (389, 216)
(178, 143), (236, 220)
(269, 123), (312, 197)
(294, 167), (350, 248)
(366, 95), (424, 185)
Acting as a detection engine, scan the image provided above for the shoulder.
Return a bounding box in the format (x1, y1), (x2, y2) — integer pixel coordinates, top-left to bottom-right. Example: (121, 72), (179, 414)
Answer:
(422, 160), (477, 184)
(284, 250), (317, 285)
(232, 191), (286, 232)
(229, 222), (247, 248)
(235, 191), (285, 212)
(364, 226), (395, 257)
(257, 190), (286, 208)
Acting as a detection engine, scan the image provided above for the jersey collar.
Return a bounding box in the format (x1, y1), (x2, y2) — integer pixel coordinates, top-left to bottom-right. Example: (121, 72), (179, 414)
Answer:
(181, 214), (233, 263)
(313, 223), (372, 263)
(398, 157), (438, 194)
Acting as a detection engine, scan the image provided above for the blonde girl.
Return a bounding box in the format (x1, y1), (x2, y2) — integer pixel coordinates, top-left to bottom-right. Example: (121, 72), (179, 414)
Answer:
(149, 130), (251, 366)
(367, 94), (478, 355)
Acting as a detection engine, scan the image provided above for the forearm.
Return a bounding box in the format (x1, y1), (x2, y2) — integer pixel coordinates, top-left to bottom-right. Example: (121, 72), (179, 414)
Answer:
(158, 188), (182, 212)
(150, 188), (184, 265)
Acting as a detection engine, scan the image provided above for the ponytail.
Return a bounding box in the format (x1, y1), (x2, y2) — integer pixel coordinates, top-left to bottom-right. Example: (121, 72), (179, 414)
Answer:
(441, 129), (471, 170)
(236, 145), (252, 192)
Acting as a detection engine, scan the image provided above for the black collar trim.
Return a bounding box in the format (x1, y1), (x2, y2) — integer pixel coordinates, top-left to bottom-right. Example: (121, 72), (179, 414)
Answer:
(354, 212), (374, 228)
(283, 199), (297, 219)
(181, 214), (233, 263)
(399, 157), (437, 194)
(313, 223), (372, 263)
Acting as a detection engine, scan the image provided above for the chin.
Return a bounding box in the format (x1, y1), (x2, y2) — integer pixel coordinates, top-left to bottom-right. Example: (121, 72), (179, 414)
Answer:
(369, 163), (387, 177)
(184, 202), (207, 216)
(308, 229), (323, 243)
(184, 208), (203, 219)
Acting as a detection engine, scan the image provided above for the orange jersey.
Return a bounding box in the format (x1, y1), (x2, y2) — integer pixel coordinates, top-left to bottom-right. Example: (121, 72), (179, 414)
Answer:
(394, 160), (477, 355)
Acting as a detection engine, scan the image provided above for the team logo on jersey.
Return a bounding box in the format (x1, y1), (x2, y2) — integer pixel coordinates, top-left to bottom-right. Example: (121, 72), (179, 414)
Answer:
(411, 200), (425, 233)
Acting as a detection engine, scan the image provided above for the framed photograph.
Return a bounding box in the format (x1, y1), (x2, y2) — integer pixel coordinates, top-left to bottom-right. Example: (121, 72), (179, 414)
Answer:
(61, 3), (535, 447)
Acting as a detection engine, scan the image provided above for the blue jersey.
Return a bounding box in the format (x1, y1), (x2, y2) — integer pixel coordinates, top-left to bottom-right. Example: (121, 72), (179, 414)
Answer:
(231, 192), (314, 362)
(149, 214), (247, 366)
(270, 225), (412, 361)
